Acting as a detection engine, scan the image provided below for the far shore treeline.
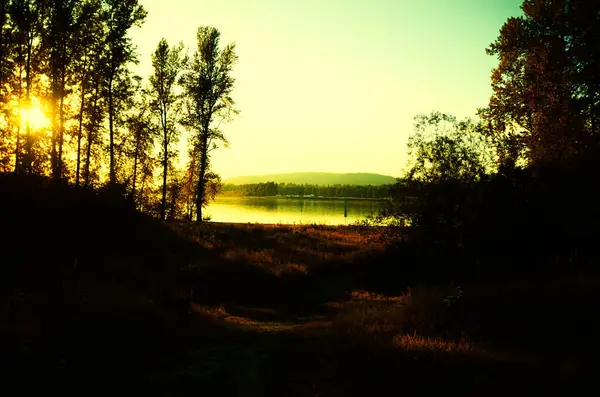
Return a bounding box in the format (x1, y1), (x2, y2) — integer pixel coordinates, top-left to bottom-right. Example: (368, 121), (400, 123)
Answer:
(222, 182), (393, 199)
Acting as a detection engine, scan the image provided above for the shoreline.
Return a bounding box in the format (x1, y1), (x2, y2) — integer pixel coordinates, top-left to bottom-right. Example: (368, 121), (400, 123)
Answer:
(217, 194), (390, 202)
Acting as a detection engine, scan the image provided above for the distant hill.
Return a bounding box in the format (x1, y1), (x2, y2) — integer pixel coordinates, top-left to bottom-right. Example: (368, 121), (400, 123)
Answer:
(224, 172), (397, 186)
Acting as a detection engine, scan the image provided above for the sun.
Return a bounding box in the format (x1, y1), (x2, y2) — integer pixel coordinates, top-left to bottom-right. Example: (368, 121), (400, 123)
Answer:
(19, 100), (50, 131)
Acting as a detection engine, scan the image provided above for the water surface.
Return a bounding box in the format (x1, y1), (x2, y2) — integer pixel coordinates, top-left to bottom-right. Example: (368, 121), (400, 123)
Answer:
(206, 196), (383, 225)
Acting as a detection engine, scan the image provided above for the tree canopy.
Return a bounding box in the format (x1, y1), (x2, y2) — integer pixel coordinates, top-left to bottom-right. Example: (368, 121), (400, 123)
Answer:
(0, 2), (237, 221)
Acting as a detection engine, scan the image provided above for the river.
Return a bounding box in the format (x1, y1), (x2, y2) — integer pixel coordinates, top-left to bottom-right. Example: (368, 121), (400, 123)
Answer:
(205, 196), (384, 225)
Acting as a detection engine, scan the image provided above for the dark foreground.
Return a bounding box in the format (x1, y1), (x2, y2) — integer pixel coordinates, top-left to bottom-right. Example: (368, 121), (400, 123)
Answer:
(1, 175), (598, 396)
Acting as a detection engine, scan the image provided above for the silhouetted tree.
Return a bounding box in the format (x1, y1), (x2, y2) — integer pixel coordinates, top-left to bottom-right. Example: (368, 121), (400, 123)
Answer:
(371, 112), (493, 242)
(0, 0), (13, 171)
(9, 0), (44, 174)
(568, 0), (600, 140)
(73, 0), (105, 185)
(181, 26), (237, 223)
(0, 0), (11, 102)
(179, 143), (222, 221)
(479, 0), (600, 165)
(126, 88), (155, 208)
(42, 0), (78, 180)
(406, 112), (493, 184)
(82, 65), (106, 187)
(102, 0), (145, 185)
(150, 38), (184, 220)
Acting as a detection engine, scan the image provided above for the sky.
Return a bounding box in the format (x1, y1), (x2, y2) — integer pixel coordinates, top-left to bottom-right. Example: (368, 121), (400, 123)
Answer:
(130, 0), (524, 179)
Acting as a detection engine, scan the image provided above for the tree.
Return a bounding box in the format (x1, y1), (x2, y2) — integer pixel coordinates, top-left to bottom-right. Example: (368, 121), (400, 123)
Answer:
(102, 0), (146, 185)
(72, 0), (105, 185)
(150, 38), (184, 220)
(82, 60), (106, 187)
(0, 0), (11, 102)
(406, 112), (493, 184)
(480, 0), (600, 165)
(0, 0), (13, 171)
(368, 112), (493, 236)
(179, 144), (222, 221)
(125, 89), (156, 209)
(181, 26), (237, 222)
(9, 0), (44, 174)
(43, 0), (77, 180)
(568, 0), (600, 140)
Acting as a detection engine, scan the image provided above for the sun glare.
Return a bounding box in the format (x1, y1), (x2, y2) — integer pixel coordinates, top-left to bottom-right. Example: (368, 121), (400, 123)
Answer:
(19, 100), (50, 131)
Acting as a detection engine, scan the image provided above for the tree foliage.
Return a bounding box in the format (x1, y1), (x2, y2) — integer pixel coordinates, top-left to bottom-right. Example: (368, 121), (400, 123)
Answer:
(479, 0), (600, 165)
(223, 182), (392, 199)
(0, 2), (236, 221)
(180, 26), (237, 222)
(406, 112), (493, 184)
(373, 112), (494, 239)
(150, 38), (184, 220)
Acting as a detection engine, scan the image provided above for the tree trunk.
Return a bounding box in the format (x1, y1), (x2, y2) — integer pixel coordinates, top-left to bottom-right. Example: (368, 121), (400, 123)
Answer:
(24, 34), (32, 175)
(591, 87), (598, 138)
(14, 125), (21, 174)
(160, 100), (169, 220)
(161, 129), (168, 220)
(84, 85), (100, 187)
(57, 77), (65, 181)
(196, 136), (208, 223)
(14, 66), (23, 174)
(132, 131), (141, 207)
(84, 126), (93, 186)
(51, 91), (58, 178)
(108, 74), (115, 185)
(139, 178), (146, 213)
(76, 79), (86, 185)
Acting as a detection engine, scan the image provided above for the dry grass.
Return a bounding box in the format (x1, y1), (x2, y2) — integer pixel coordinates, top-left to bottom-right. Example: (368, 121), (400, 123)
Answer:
(332, 285), (466, 351)
(190, 303), (331, 334)
(221, 248), (309, 277)
(394, 333), (483, 355)
(166, 222), (385, 284)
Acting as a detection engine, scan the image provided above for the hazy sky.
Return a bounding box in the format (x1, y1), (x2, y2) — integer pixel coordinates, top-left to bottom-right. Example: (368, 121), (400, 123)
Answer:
(131, 0), (523, 178)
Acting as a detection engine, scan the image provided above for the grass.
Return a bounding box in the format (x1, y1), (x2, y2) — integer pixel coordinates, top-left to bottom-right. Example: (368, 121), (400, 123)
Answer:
(1, 174), (599, 396)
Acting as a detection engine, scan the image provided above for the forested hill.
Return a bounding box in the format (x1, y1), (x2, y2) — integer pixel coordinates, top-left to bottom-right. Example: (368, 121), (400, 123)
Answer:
(224, 172), (397, 186)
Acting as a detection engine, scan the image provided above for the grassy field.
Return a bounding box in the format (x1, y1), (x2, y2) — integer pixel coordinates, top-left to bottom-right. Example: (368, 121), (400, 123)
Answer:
(1, 176), (598, 396)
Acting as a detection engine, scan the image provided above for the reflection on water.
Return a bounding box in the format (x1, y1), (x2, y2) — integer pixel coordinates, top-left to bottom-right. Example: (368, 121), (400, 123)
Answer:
(206, 196), (383, 225)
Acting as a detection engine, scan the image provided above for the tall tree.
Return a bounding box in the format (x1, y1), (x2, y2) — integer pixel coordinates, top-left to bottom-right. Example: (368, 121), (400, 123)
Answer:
(9, 0), (44, 174)
(71, 0), (104, 185)
(150, 38), (184, 220)
(0, 0), (13, 171)
(480, 0), (600, 165)
(43, 0), (76, 180)
(406, 112), (493, 184)
(82, 77), (104, 187)
(102, 0), (145, 185)
(125, 89), (155, 209)
(181, 26), (237, 222)
(568, 0), (600, 140)
(0, 0), (11, 102)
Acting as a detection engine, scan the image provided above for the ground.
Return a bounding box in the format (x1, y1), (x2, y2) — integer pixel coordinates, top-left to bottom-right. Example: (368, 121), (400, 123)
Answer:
(1, 198), (598, 396)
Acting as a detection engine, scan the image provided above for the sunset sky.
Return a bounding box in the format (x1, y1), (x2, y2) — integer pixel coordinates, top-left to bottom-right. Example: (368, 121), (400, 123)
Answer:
(131, 0), (523, 179)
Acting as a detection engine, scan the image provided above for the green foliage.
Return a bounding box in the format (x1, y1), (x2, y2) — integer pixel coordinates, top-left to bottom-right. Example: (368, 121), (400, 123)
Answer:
(224, 172), (397, 186)
(150, 38), (184, 220)
(103, 0), (147, 184)
(180, 26), (237, 222)
(369, 112), (495, 240)
(406, 112), (494, 184)
(0, 3), (238, 221)
(223, 182), (392, 199)
(125, 88), (156, 210)
(479, 0), (600, 165)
